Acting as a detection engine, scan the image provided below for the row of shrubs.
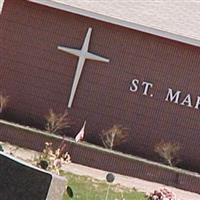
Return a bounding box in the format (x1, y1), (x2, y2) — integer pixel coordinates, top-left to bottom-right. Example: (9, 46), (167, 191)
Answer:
(0, 94), (181, 168)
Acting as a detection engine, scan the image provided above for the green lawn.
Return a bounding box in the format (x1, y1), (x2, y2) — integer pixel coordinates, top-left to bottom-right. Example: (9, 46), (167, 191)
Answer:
(62, 172), (148, 200)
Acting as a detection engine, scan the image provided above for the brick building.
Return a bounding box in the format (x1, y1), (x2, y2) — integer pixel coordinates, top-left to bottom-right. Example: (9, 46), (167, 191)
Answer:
(0, 0), (200, 171)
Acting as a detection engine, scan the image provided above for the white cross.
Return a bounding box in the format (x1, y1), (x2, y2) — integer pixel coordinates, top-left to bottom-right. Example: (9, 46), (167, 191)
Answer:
(58, 27), (110, 108)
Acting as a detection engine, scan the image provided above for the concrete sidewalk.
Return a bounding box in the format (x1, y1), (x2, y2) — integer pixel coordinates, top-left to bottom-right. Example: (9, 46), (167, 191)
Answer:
(1, 142), (200, 200)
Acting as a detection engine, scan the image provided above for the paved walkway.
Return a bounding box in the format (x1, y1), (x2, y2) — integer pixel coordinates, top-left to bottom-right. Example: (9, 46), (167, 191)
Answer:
(1, 142), (200, 200)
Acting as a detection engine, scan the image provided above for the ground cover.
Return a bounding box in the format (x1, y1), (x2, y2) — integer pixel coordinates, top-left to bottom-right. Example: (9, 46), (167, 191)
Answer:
(62, 172), (148, 200)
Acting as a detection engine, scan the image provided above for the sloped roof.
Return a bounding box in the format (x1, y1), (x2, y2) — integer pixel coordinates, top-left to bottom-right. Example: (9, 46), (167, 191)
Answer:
(29, 0), (200, 47)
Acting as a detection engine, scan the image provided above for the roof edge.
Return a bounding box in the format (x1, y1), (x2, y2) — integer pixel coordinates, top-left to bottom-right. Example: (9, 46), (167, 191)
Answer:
(0, 0), (5, 14)
(28, 0), (200, 48)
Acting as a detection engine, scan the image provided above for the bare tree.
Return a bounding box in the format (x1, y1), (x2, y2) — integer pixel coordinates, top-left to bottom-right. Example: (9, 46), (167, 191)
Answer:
(45, 109), (72, 134)
(100, 124), (129, 150)
(154, 140), (181, 167)
(0, 94), (9, 114)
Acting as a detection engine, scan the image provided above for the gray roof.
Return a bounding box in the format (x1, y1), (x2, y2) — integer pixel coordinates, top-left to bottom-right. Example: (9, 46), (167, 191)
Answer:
(29, 0), (200, 47)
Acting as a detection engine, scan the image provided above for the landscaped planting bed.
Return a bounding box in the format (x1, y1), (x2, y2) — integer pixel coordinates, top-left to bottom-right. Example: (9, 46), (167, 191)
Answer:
(0, 119), (199, 194)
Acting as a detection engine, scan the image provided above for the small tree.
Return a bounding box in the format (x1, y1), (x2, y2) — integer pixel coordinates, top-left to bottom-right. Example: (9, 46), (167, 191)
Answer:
(154, 140), (180, 167)
(0, 94), (9, 114)
(33, 141), (71, 175)
(45, 109), (72, 134)
(100, 124), (129, 150)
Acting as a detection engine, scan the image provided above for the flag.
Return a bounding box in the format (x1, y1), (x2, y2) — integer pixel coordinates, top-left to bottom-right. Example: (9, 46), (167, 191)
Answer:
(75, 121), (86, 142)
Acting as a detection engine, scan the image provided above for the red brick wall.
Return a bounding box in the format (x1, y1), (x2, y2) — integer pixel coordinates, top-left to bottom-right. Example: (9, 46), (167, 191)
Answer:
(0, 0), (200, 171)
(0, 121), (199, 194)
